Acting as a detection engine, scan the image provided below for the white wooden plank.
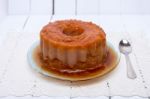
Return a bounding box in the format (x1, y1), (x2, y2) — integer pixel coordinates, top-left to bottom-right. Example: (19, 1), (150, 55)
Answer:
(122, 0), (142, 14)
(107, 54), (147, 96)
(97, 15), (148, 97)
(73, 96), (108, 99)
(7, 0), (150, 15)
(100, 0), (150, 15)
(55, 0), (76, 15)
(0, 15), (27, 48)
(0, 0), (7, 22)
(75, 15), (125, 41)
(24, 15), (51, 33)
(1, 31), (71, 96)
(137, 61), (150, 96)
(0, 96), (148, 99)
(0, 96), (69, 99)
(52, 15), (100, 24)
(121, 15), (149, 47)
(8, 0), (30, 14)
(121, 15), (150, 96)
(0, 15), (27, 31)
(0, 15), (71, 96)
(76, 15), (100, 25)
(31, 0), (52, 14)
(139, 0), (150, 14)
(0, 15), (27, 87)
(51, 15), (76, 22)
(124, 16), (150, 96)
(99, 15), (125, 33)
(77, 0), (99, 15)
(0, 15), (27, 45)
(112, 96), (148, 99)
(51, 15), (148, 97)
(121, 15), (148, 33)
(98, 15), (126, 47)
(71, 77), (109, 97)
(99, 0), (121, 14)
(0, 15), (150, 97)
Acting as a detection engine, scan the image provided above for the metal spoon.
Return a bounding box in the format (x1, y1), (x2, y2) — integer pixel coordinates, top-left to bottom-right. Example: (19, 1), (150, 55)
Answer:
(119, 39), (137, 79)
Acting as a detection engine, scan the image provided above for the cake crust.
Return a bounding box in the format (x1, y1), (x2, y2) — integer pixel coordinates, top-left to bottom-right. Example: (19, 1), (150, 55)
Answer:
(40, 20), (107, 69)
(40, 20), (106, 48)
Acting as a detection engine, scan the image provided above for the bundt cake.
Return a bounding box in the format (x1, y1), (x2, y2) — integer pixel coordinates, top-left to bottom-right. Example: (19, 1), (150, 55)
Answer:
(39, 20), (113, 79)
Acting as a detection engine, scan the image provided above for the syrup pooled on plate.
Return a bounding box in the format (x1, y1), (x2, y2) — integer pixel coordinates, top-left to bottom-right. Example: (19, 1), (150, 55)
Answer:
(32, 44), (119, 80)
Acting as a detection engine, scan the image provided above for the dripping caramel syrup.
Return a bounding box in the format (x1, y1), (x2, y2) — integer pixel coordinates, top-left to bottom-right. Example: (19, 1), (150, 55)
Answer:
(32, 45), (119, 80)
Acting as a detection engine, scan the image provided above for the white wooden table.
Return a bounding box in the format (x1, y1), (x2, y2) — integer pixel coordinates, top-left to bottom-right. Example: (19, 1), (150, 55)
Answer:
(0, 15), (150, 99)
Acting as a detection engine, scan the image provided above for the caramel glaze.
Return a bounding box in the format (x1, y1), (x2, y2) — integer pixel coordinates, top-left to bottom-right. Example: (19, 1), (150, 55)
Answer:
(33, 45), (118, 79)
(40, 20), (106, 48)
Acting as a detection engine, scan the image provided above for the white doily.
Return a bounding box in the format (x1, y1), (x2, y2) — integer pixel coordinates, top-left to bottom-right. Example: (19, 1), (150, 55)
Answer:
(0, 31), (149, 97)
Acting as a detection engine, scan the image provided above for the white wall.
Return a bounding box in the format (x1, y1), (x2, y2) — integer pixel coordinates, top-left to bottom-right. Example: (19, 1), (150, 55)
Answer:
(8, 0), (30, 15)
(7, 0), (150, 15)
(0, 0), (7, 22)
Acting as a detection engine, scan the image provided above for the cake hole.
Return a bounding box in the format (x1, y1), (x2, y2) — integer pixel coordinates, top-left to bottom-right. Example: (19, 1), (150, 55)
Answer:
(63, 27), (84, 36)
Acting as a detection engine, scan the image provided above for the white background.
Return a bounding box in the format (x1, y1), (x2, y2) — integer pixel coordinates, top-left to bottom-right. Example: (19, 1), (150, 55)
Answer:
(1, 0), (150, 22)
(0, 0), (150, 16)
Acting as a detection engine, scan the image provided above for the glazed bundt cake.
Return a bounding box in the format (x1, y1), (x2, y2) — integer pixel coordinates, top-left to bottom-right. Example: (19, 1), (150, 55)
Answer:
(40, 20), (108, 74)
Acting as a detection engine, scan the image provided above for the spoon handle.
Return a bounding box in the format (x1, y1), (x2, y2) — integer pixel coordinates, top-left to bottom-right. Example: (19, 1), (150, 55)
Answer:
(125, 54), (137, 79)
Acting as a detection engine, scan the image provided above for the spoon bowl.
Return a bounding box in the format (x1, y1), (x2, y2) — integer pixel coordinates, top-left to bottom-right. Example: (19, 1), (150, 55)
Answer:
(119, 39), (137, 79)
(119, 39), (132, 54)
